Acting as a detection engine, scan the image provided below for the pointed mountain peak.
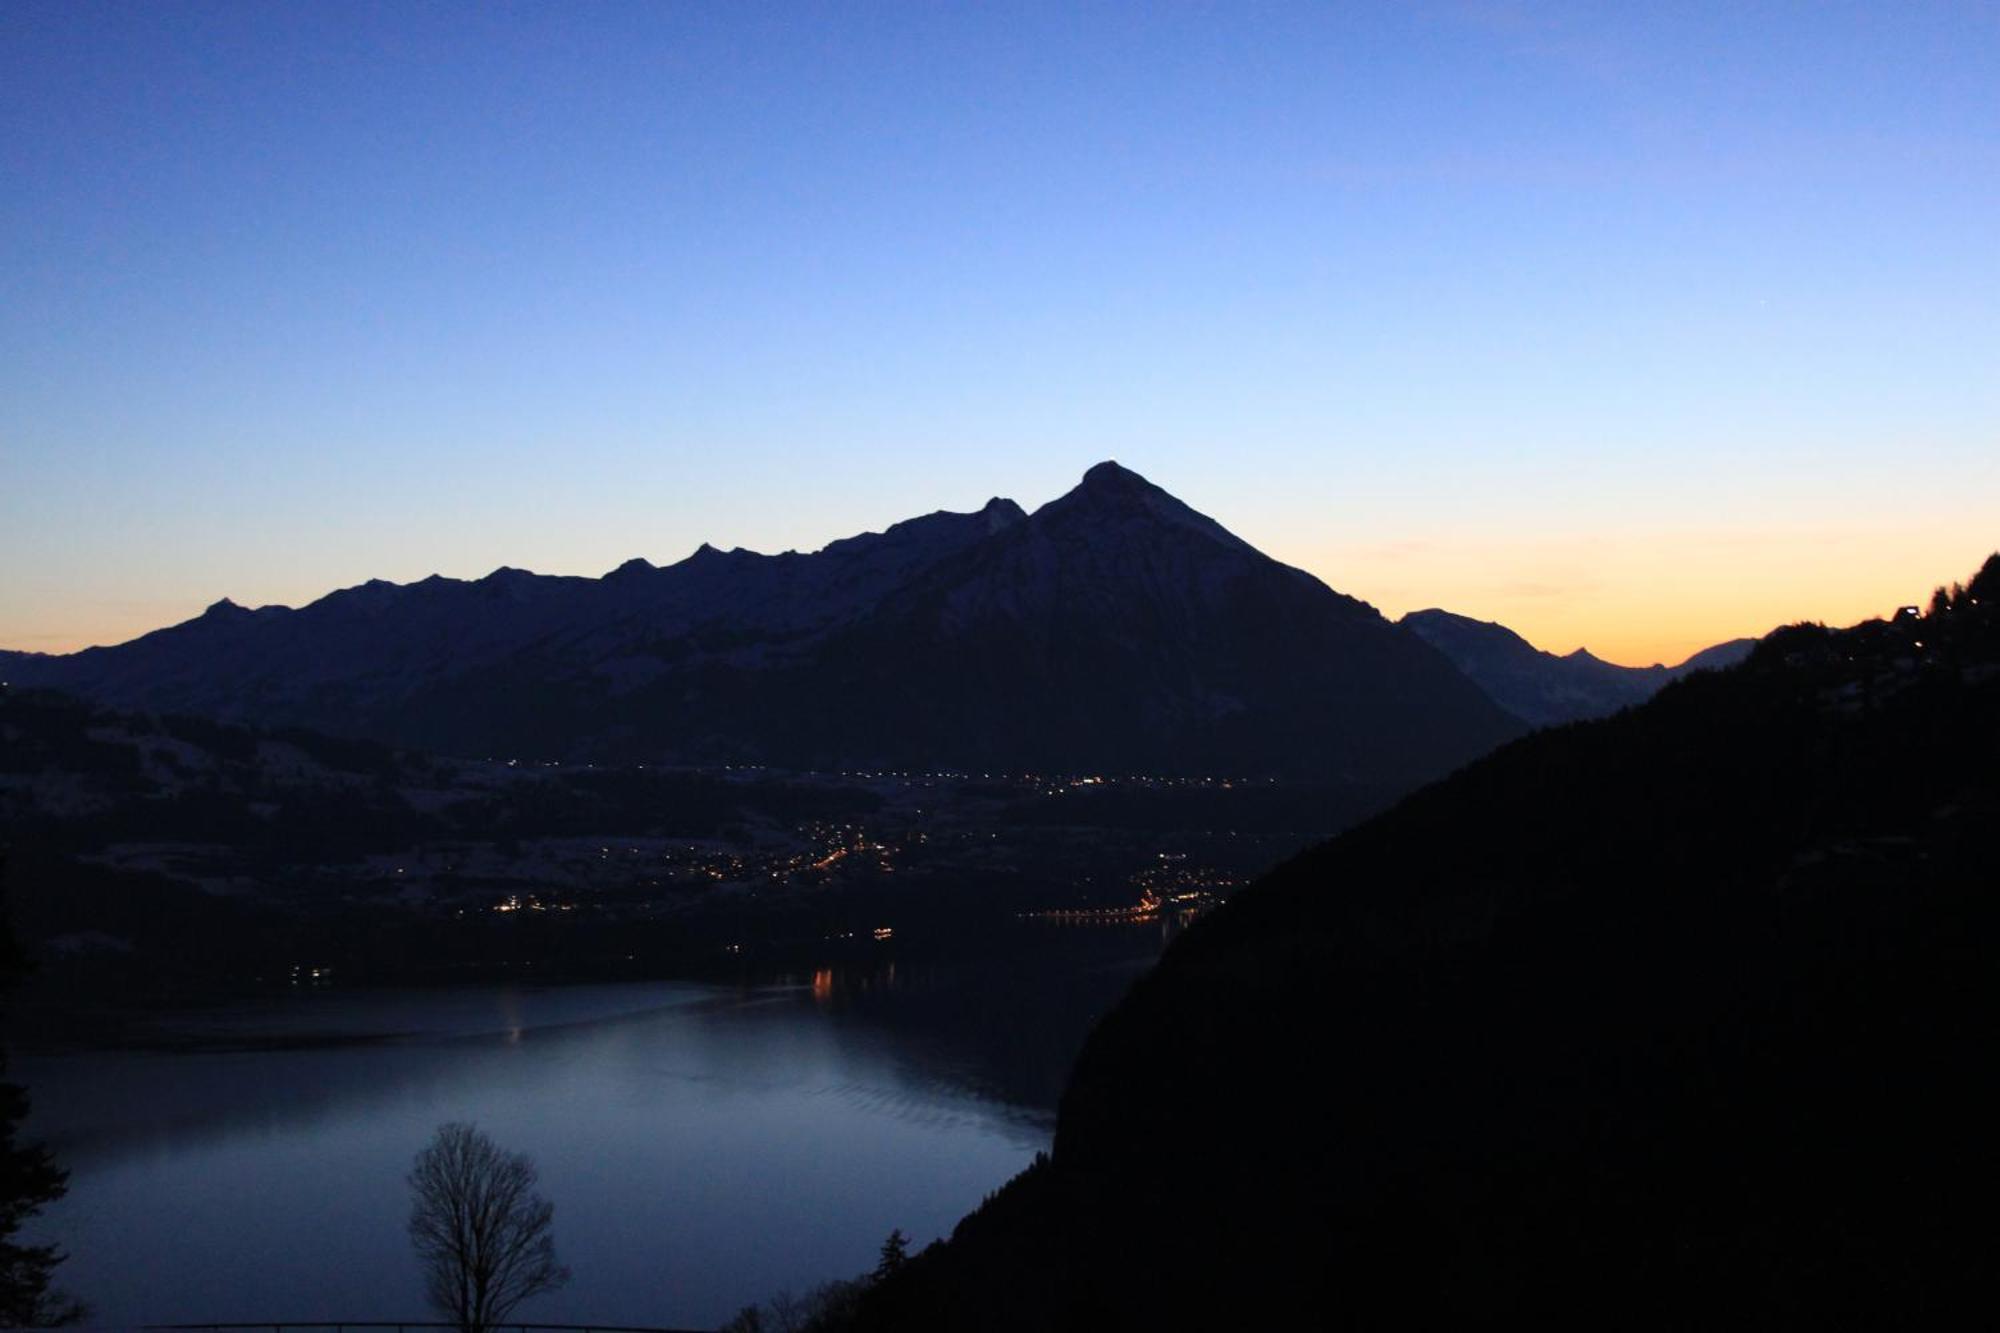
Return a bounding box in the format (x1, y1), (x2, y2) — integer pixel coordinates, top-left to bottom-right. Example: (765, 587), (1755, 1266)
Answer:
(1039, 461), (1253, 554)
(202, 597), (248, 619)
(679, 542), (757, 569)
(1079, 459), (1151, 494)
(982, 496), (1028, 529)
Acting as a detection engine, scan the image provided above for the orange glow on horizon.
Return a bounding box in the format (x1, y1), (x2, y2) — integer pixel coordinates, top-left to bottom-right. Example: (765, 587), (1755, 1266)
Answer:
(9, 526), (1993, 678)
(1297, 524), (1997, 669)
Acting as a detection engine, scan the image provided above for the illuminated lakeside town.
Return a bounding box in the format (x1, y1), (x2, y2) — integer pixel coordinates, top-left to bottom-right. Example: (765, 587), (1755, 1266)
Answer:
(3, 691), (1368, 993)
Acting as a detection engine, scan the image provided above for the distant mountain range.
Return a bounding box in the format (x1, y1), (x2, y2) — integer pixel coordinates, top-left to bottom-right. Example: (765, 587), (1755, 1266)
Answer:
(1400, 609), (1755, 726)
(1, 463), (1524, 787)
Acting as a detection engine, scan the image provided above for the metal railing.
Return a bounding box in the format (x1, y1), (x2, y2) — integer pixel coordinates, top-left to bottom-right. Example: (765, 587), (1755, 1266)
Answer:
(145, 1323), (710, 1333)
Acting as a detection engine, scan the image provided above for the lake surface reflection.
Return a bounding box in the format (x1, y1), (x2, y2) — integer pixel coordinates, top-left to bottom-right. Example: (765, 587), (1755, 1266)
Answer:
(21, 935), (1160, 1329)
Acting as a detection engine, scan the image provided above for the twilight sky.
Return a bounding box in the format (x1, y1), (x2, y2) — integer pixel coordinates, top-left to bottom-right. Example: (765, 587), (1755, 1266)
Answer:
(4, 1), (1996, 666)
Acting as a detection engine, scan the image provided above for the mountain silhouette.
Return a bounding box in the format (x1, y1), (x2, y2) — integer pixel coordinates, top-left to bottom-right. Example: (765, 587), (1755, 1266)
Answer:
(3, 464), (1520, 786)
(1401, 608), (1755, 726)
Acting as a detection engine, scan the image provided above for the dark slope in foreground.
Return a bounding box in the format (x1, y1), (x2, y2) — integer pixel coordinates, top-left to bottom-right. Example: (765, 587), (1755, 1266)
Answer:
(4, 465), (1519, 787)
(860, 557), (2000, 1330)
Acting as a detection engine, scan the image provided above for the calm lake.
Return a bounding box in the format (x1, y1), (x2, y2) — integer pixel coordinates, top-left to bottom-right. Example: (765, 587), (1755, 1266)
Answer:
(20, 932), (1163, 1329)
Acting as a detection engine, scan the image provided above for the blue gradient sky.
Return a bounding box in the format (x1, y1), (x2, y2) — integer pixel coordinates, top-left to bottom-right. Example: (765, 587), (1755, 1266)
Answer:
(5, 1), (1996, 664)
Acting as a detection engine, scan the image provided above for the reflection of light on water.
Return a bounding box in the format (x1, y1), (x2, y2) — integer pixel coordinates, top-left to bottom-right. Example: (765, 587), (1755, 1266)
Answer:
(806, 961), (907, 1008)
(497, 988), (525, 1043)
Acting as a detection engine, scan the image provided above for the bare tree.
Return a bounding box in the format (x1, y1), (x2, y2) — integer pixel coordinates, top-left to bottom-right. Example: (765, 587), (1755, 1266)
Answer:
(407, 1122), (570, 1333)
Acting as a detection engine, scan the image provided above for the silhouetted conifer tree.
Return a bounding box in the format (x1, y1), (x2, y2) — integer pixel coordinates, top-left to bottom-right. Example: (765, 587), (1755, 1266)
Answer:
(1970, 553), (2000, 602)
(0, 859), (85, 1325)
(873, 1229), (909, 1282)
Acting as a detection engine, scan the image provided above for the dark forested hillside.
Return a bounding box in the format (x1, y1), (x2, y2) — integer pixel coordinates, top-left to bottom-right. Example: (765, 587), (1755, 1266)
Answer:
(859, 556), (2000, 1330)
